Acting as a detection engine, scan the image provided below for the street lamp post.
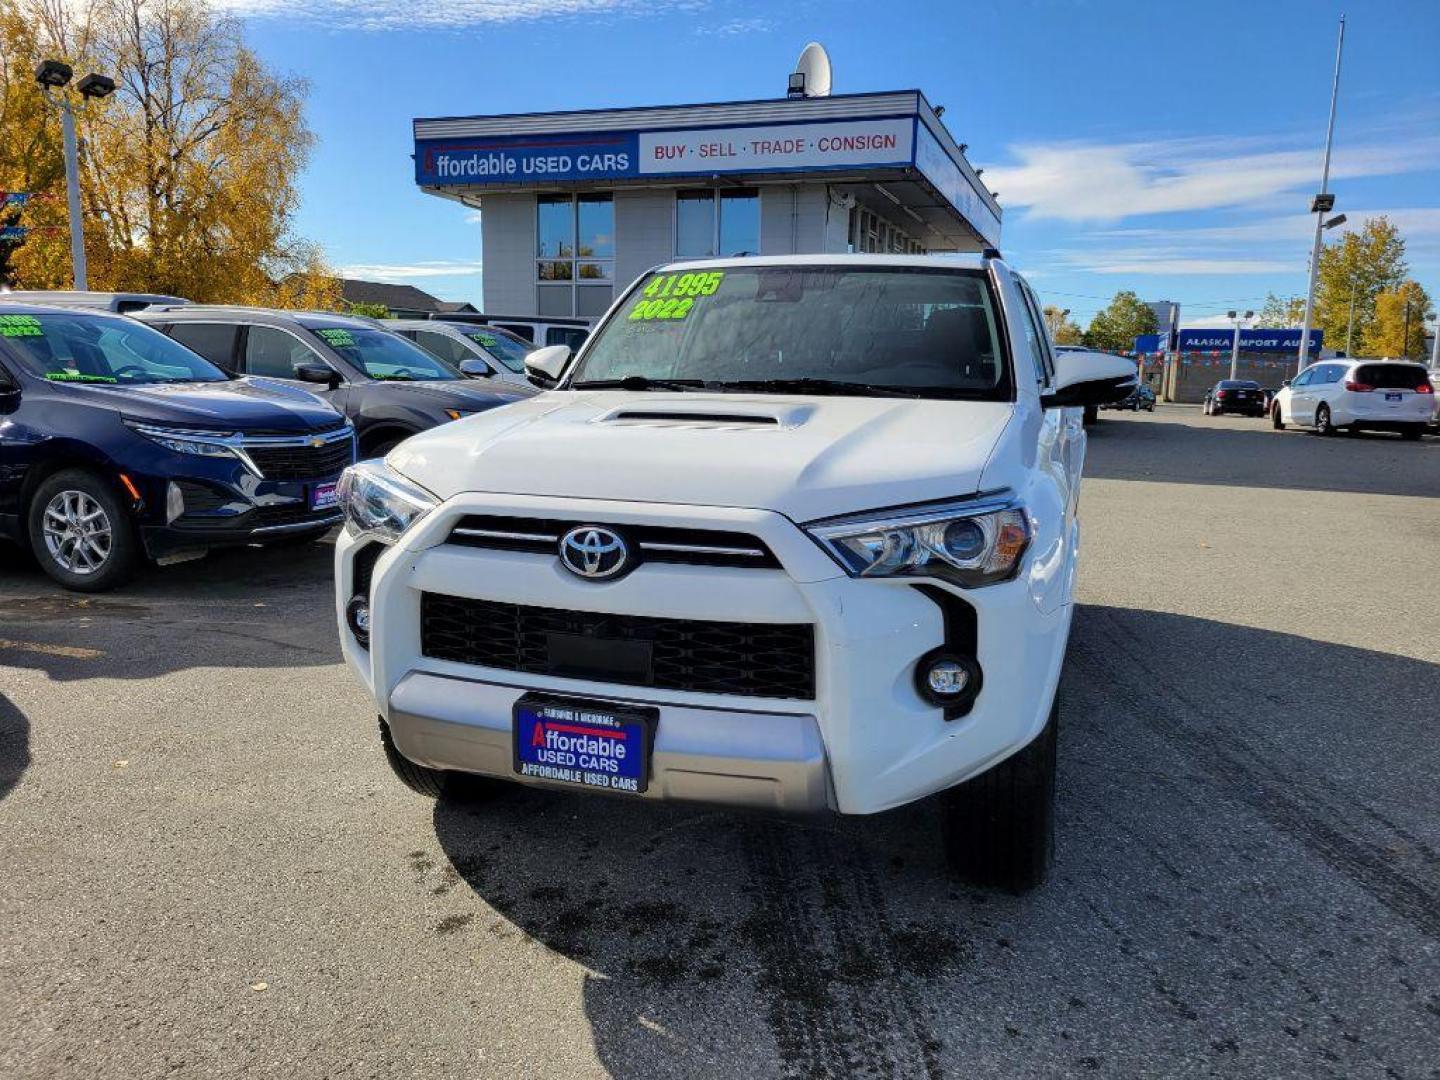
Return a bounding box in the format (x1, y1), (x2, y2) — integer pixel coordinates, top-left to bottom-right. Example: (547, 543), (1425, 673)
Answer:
(1296, 15), (1347, 377)
(34, 60), (116, 291)
(1228, 310), (1254, 381)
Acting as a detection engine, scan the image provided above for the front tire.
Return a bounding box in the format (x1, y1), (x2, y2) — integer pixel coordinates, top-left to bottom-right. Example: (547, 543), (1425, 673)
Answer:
(1315, 404), (1335, 436)
(379, 719), (497, 800)
(26, 469), (140, 592)
(941, 694), (1058, 892)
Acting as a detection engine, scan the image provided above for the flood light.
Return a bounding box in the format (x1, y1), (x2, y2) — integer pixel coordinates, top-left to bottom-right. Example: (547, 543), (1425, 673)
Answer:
(77, 73), (116, 99)
(34, 59), (73, 88)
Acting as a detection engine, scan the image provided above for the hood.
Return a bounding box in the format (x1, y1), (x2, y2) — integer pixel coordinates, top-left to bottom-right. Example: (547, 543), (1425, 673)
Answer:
(55, 377), (343, 432)
(382, 379), (536, 409)
(390, 391), (1015, 522)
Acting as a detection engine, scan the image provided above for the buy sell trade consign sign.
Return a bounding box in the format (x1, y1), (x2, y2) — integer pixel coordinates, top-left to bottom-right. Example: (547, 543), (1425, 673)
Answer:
(416, 117), (914, 186)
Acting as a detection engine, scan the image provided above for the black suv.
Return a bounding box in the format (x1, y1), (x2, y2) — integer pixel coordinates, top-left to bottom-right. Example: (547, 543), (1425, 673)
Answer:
(0, 303), (354, 591)
(139, 308), (534, 456)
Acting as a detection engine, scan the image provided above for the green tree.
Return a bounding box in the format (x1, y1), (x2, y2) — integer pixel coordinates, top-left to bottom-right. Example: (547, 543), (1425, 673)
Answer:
(1314, 216), (1407, 354)
(1042, 304), (1083, 345)
(1257, 293), (1305, 327)
(1, 0), (337, 306)
(1083, 291), (1157, 353)
(1364, 280), (1433, 359)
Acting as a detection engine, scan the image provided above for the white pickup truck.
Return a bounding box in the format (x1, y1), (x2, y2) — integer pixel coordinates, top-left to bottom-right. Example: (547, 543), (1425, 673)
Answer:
(335, 253), (1134, 890)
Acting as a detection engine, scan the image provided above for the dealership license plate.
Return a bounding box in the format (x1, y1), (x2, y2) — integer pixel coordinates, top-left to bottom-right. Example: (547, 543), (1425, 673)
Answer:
(311, 482), (338, 510)
(513, 694), (656, 795)
(1385, 392), (1403, 402)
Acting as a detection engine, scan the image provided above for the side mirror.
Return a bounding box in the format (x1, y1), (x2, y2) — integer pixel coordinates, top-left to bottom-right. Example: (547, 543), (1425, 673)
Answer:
(523, 344), (571, 388)
(295, 361), (340, 389)
(1044, 349), (1137, 409)
(0, 372), (19, 411)
(1281, 379), (1292, 387)
(459, 358), (493, 378)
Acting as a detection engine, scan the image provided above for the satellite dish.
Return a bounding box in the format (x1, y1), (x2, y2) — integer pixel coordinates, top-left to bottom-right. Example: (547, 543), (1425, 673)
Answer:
(791, 42), (832, 98)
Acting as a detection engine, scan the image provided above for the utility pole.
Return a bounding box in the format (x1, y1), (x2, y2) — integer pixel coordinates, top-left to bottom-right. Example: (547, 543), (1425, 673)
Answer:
(1345, 274), (1357, 355)
(1296, 15), (1347, 377)
(1401, 300), (1411, 360)
(1431, 317), (1439, 369)
(1228, 310), (1253, 381)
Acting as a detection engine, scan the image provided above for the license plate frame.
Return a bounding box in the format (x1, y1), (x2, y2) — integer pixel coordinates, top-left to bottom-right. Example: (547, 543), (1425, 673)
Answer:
(1385, 392), (1403, 402)
(311, 481), (339, 510)
(512, 693), (658, 796)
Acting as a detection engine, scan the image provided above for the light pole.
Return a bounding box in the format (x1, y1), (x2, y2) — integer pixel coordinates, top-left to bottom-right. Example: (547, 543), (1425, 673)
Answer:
(34, 60), (116, 291)
(1346, 273), (1358, 355)
(1296, 15), (1347, 377)
(1431, 316), (1439, 369)
(1228, 310), (1254, 380)
(1401, 299), (1411, 360)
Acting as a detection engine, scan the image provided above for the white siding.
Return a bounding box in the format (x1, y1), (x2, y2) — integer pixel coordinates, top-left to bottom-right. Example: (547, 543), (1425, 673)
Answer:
(477, 194), (534, 315)
(615, 188), (674, 291)
(759, 186), (851, 255)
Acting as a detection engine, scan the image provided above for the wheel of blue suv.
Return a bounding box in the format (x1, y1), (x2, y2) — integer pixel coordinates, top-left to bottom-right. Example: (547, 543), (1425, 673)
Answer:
(379, 718), (497, 800)
(26, 469), (140, 593)
(941, 692), (1058, 893)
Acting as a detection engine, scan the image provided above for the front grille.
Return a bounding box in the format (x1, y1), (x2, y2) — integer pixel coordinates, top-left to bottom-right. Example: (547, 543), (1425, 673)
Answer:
(447, 515), (780, 570)
(251, 504), (339, 529)
(245, 438), (354, 481)
(421, 593), (815, 700)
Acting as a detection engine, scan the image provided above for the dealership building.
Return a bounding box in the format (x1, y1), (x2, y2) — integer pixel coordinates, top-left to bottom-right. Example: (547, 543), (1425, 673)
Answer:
(1134, 328), (1326, 402)
(412, 90), (1001, 320)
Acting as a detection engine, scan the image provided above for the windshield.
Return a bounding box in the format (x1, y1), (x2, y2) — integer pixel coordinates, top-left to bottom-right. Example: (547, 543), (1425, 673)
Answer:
(0, 311), (228, 385)
(308, 325), (461, 381)
(570, 266), (1010, 399)
(462, 327), (534, 373)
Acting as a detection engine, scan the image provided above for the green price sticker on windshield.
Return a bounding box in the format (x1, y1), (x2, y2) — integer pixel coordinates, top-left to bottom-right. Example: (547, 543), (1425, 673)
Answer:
(629, 270), (725, 322)
(0, 314), (43, 338)
(316, 328), (356, 348)
(469, 333), (499, 346)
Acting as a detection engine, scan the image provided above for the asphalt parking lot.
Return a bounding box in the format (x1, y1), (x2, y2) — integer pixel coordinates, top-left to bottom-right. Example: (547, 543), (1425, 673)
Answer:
(2, 406), (1438, 1079)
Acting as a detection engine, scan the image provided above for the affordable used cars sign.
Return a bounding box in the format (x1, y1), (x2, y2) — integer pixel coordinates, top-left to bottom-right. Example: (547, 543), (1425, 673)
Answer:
(415, 118), (914, 185)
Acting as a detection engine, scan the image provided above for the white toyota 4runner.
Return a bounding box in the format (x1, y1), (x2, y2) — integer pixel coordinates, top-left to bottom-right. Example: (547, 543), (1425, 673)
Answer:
(335, 254), (1134, 890)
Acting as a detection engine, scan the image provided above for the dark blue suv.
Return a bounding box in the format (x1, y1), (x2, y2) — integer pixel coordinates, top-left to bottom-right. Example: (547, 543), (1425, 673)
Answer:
(0, 304), (354, 591)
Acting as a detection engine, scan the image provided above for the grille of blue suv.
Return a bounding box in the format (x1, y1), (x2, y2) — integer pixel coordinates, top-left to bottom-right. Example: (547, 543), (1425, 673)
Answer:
(420, 592), (815, 700)
(245, 437), (354, 482)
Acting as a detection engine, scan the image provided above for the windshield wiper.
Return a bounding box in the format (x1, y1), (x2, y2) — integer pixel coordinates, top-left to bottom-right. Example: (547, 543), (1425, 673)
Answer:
(572, 376), (705, 392)
(703, 378), (932, 399)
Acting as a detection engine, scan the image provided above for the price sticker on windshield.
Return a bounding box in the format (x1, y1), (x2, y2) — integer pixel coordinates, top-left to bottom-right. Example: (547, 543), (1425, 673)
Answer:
(316, 328), (356, 348)
(0, 314), (43, 338)
(629, 271), (725, 321)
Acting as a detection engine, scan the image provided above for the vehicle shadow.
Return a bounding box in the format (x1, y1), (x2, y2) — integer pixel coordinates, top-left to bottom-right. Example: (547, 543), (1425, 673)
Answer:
(0, 693), (30, 801)
(430, 605), (1440, 1078)
(0, 537), (340, 682)
(1084, 409), (1440, 498)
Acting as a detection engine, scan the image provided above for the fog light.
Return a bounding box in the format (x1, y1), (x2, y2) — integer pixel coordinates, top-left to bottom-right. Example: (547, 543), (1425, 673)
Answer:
(346, 595), (371, 648)
(915, 650), (982, 709)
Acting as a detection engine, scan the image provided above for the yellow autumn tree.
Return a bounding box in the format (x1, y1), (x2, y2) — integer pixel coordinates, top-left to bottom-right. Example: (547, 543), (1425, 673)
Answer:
(1, 0), (339, 306)
(1364, 280), (1434, 361)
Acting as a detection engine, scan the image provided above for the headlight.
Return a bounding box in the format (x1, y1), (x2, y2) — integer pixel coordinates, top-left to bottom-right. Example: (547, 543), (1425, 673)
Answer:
(125, 420), (239, 460)
(336, 460), (439, 544)
(807, 498), (1031, 588)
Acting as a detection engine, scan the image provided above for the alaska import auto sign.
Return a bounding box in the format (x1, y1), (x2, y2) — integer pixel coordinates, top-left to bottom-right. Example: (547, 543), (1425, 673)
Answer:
(415, 117), (914, 186)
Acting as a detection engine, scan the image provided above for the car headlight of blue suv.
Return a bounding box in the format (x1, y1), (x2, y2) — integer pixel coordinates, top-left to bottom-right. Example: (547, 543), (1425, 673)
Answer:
(125, 419), (243, 461)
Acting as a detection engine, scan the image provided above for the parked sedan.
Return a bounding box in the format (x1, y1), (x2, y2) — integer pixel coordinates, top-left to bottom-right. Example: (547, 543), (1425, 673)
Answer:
(385, 319), (535, 389)
(139, 307), (535, 456)
(1203, 379), (1265, 417)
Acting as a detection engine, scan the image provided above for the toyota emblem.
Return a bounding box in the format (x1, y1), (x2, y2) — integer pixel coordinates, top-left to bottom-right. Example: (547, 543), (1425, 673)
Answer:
(559, 526), (631, 580)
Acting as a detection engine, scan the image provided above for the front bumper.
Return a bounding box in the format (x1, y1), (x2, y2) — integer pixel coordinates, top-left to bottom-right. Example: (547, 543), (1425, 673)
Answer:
(338, 493), (1073, 815)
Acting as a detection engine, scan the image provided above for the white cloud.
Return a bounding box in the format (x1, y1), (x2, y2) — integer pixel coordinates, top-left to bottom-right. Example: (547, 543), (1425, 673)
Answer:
(696, 16), (772, 36)
(211, 0), (701, 30)
(986, 131), (1440, 224)
(340, 260), (482, 279)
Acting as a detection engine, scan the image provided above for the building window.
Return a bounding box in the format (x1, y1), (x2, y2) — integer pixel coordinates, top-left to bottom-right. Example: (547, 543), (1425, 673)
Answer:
(675, 188), (759, 259)
(537, 193), (613, 316)
(849, 205), (923, 255)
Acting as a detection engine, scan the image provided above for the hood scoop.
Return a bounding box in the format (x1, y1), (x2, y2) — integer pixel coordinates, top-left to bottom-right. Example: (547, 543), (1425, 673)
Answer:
(597, 402), (808, 430)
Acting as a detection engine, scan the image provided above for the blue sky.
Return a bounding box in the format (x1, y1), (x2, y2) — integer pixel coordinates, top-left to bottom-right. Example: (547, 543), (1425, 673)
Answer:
(228, 0), (1440, 329)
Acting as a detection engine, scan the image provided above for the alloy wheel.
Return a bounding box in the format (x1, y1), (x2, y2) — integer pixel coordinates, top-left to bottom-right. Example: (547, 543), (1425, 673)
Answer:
(41, 489), (113, 575)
